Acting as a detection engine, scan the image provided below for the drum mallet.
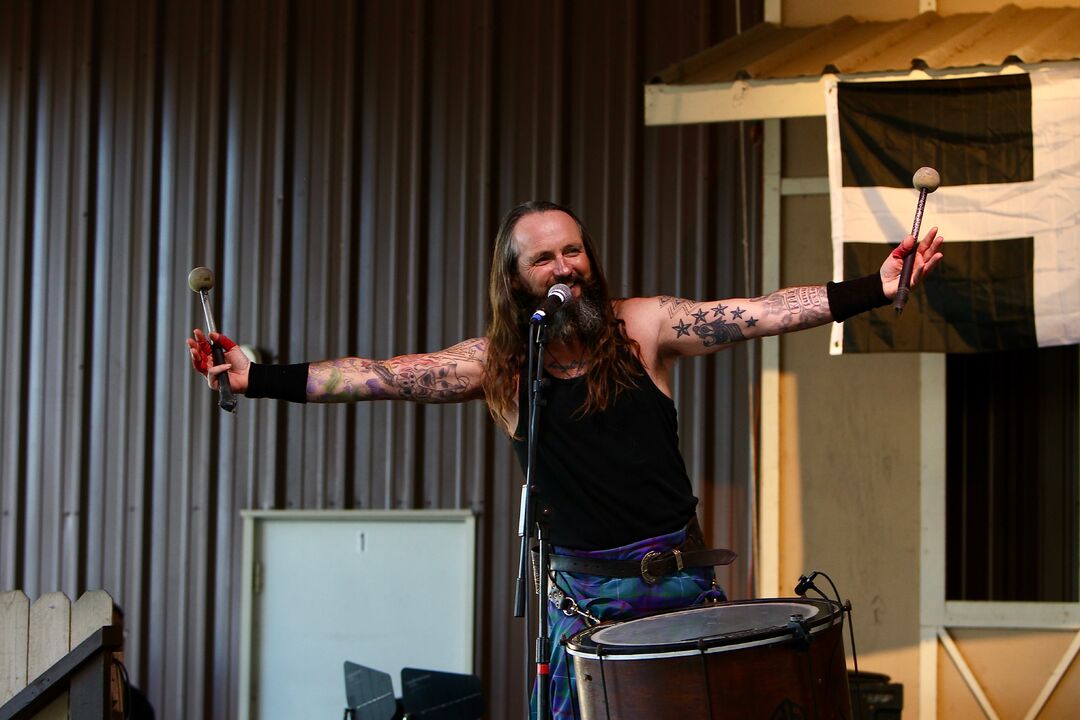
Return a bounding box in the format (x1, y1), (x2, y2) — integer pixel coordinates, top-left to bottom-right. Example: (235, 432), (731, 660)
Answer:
(188, 266), (238, 413)
(893, 166), (940, 315)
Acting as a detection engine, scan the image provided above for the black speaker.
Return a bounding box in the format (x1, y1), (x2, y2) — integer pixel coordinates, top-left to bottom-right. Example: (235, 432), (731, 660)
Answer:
(401, 668), (484, 720)
(848, 671), (903, 720)
(343, 662), (483, 720)
(343, 662), (400, 720)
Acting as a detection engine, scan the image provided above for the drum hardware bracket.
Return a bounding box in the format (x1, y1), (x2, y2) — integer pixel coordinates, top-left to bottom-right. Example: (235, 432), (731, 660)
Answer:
(787, 613), (812, 648)
(547, 581), (600, 625)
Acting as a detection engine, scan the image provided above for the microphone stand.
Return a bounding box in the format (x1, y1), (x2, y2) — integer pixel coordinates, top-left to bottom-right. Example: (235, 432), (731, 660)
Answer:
(513, 318), (552, 720)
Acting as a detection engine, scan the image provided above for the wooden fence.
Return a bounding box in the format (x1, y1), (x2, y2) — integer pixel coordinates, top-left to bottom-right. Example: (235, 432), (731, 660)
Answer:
(0, 591), (121, 720)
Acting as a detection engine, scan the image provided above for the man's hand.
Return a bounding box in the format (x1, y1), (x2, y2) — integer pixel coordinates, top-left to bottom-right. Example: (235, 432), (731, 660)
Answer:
(187, 328), (251, 394)
(880, 226), (944, 300)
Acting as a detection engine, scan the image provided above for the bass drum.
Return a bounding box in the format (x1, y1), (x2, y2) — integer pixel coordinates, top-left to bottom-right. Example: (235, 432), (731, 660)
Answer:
(565, 598), (851, 719)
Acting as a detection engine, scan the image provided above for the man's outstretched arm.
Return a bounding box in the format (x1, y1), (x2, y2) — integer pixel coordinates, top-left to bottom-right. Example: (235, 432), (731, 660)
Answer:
(306, 338), (487, 403)
(188, 330), (487, 404)
(623, 227), (943, 359)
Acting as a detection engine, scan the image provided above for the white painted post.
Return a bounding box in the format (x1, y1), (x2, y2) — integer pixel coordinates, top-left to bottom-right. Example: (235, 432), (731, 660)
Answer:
(758, 118), (782, 599)
(919, 354), (947, 718)
(919, 625), (938, 720)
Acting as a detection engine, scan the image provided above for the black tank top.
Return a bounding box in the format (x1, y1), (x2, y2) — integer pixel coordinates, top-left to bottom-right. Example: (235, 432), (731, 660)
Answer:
(512, 357), (698, 550)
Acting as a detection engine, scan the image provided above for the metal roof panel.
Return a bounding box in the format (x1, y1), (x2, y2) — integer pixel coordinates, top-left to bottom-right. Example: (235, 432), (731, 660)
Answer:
(652, 6), (1080, 83)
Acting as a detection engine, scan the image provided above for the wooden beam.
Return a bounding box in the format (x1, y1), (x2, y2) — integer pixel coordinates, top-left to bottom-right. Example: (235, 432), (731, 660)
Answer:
(645, 65), (1035, 127)
(645, 77), (827, 125)
(0, 625), (122, 720)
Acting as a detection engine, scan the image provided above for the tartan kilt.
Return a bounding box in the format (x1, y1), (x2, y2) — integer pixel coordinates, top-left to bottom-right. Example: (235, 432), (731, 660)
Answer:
(530, 521), (727, 720)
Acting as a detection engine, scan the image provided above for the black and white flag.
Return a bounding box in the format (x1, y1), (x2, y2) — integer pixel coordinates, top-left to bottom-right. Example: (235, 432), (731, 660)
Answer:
(825, 67), (1080, 354)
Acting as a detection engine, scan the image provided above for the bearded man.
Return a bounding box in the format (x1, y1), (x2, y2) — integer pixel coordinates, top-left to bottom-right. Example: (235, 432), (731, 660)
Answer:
(188, 199), (943, 719)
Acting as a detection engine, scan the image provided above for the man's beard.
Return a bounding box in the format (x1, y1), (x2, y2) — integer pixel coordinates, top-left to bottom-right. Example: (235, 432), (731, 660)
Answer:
(538, 281), (606, 343)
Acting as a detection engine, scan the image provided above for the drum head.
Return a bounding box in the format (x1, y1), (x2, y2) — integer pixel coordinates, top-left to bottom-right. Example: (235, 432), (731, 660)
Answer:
(567, 599), (839, 659)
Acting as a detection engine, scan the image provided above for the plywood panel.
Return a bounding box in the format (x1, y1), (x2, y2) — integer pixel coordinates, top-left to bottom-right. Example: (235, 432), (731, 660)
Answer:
(939, 638), (991, 718)
(777, 112), (932, 714)
(777, 172), (922, 698)
(952, 628), (1077, 719)
(1041, 632), (1080, 719)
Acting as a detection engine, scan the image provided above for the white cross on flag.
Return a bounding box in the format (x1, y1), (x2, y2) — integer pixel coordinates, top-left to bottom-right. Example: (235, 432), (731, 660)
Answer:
(824, 67), (1080, 354)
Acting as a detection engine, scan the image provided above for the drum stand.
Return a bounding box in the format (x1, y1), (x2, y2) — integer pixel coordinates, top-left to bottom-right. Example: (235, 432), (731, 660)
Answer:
(514, 318), (554, 720)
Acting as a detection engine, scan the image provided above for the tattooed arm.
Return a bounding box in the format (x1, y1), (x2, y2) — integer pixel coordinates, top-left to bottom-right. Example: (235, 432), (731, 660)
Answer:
(620, 228), (944, 359)
(189, 332), (487, 403)
(306, 338), (488, 403)
(622, 288), (833, 359)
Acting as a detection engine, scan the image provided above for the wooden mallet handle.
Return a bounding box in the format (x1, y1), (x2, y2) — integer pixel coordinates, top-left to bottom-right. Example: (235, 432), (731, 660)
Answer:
(188, 267), (238, 413)
(894, 167), (940, 315)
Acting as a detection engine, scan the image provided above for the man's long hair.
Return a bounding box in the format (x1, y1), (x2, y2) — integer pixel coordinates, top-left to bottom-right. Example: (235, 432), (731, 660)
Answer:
(483, 200), (642, 435)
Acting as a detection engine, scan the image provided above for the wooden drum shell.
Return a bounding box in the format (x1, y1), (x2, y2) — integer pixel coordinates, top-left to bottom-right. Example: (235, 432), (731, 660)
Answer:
(566, 599), (852, 720)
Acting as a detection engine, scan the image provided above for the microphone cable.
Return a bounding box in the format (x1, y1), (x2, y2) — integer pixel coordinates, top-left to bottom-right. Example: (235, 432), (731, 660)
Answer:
(794, 569), (864, 719)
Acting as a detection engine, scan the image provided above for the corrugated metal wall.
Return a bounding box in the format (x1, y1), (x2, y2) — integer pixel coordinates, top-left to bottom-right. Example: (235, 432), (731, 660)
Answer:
(0, 0), (762, 717)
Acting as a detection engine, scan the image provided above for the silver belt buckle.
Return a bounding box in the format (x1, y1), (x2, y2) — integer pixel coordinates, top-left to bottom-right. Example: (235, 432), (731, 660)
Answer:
(640, 550), (663, 584)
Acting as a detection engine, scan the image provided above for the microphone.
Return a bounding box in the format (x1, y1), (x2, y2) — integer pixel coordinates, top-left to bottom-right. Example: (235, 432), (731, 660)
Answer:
(530, 283), (572, 324)
(794, 571), (819, 597)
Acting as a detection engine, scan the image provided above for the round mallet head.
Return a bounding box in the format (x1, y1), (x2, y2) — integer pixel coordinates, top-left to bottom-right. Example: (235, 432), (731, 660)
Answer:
(913, 166), (940, 193)
(188, 266), (215, 293)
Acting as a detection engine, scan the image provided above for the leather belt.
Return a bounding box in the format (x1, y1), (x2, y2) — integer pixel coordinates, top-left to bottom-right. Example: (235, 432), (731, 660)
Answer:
(547, 547), (737, 584)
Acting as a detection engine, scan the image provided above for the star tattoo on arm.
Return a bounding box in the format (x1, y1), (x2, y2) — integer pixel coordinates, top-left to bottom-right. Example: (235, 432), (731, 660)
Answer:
(672, 319), (691, 337)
